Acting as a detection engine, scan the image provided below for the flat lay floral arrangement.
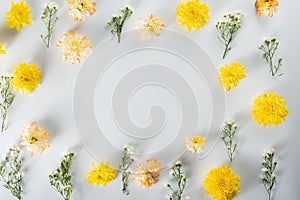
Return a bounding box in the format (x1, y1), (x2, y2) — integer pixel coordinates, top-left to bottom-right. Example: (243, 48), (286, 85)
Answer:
(0, 0), (289, 200)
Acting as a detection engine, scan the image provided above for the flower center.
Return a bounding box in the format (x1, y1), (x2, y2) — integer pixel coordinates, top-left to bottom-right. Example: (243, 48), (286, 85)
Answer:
(77, 1), (88, 12)
(30, 136), (38, 144)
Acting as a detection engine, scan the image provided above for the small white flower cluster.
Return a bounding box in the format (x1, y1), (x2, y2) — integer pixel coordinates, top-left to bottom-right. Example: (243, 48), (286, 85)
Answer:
(107, 5), (134, 43)
(49, 152), (75, 200)
(221, 120), (238, 162)
(215, 11), (244, 58)
(120, 145), (134, 195)
(40, 2), (59, 48)
(260, 148), (278, 200)
(166, 161), (187, 200)
(0, 146), (23, 200)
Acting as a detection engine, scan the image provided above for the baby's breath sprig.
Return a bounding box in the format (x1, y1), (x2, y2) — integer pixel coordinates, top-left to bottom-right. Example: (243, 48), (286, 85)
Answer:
(260, 149), (278, 200)
(258, 38), (283, 76)
(166, 161), (187, 200)
(120, 145), (134, 195)
(0, 75), (15, 133)
(221, 120), (238, 162)
(0, 146), (23, 200)
(49, 152), (75, 200)
(216, 12), (244, 59)
(41, 2), (58, 48)
(107, 5), (133, 43)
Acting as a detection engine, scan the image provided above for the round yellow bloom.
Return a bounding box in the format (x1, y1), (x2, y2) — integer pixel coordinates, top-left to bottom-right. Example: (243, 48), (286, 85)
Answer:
(136, 14), (165, 42)
(186, 135), (205, 154)
(132, 158), (161, 188)
(255, 0), (279, 17)
(11, 62), (42, 94)
(203, 166), (240, 200)
(218, 62), (246, 92)
(57, 31), (92, 64)
(86, 161), (117, 186)
(20, 122), (50, 156)
(67, 0), (96, 22)
(5, 0), (32, 31)
(176, 0), (210, 32)
(0, 44), (6, 55)
(252, 92), (288, 127)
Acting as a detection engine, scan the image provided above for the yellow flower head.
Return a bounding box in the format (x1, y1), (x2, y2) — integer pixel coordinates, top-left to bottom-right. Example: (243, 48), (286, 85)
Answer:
(0, 44), (6, 55)
(186, 135), (205, 154)
(136, 14), (165, 42)
(176, 0), (210, 32)
(5, 0), (32, 31)
(132, 158), (161, 188)
(203, 166), (240, 200)
(67, 0), (96, 22)
(252, 92), (288, 127)
(11, 62), (42, 94)
(218, 62), (246, 92)
(255, 0), (279, 17)
(20, 122), (50, 156)
(86, 161), (117, 186)
(57, 31), (92, 64)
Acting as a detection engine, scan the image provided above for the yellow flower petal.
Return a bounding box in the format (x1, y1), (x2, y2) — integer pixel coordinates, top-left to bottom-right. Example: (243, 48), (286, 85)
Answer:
(252, 92), (288, 127)
(218, 62), (246, 92)
(5, 0), (32, 31)
(86, 161), (117, 186)
(176, 0), (210, 32)
(10, 62), (42, 94)
(203, 166), (240, 200)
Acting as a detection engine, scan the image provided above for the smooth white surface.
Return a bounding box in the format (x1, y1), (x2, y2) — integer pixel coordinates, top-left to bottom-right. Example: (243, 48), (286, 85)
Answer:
(0, 0), (299, 200)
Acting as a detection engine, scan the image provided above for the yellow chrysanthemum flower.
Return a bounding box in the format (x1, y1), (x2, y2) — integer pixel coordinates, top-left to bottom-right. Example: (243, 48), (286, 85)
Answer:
(252, 92), (288, 127)
(203, 166), (240, 200)
(11, 62), (42, 95)
(186, 135), (205, 154)
(67, 0), (96, 22)
(218, 62), (246, 92)
(176, 0), (210, 32)
(57, 31), (92, 64)
(132, 158), (161, 188)
(0, 44), (6, 55)
(136, 14), (165, 42)
(20, 122), (50, 156)
(255, 0), (279, 17)
(86, 161), (117, 186)
(5, 0), (32, 31)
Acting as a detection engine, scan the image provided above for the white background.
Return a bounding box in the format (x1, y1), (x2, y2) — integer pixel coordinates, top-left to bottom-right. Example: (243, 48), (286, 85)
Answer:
(0, 0), (299, 199)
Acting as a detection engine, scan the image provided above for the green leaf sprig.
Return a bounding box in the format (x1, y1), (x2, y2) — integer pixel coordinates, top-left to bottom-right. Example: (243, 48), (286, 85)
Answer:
(221, 120), (238, 162)
(0, 75), (15, 132)
(258, 38), (283, 76)
(41, 2), (58, 48)
(166, 161), (187, 200)
(260, 149), (278, 200)
(107, 5), (133, 43)
(216, 12), (244, 59)
(0, 146), (23, 200)
(49, 152), (75, 200)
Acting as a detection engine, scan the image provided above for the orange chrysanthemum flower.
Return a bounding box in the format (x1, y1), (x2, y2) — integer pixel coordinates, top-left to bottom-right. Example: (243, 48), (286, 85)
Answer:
(67, 0), (96, 22)
(132, 158), (161, 188)
(57, 31), (92, 64)
(255, 0), (279, 17)
(20, 122), (50, 156)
